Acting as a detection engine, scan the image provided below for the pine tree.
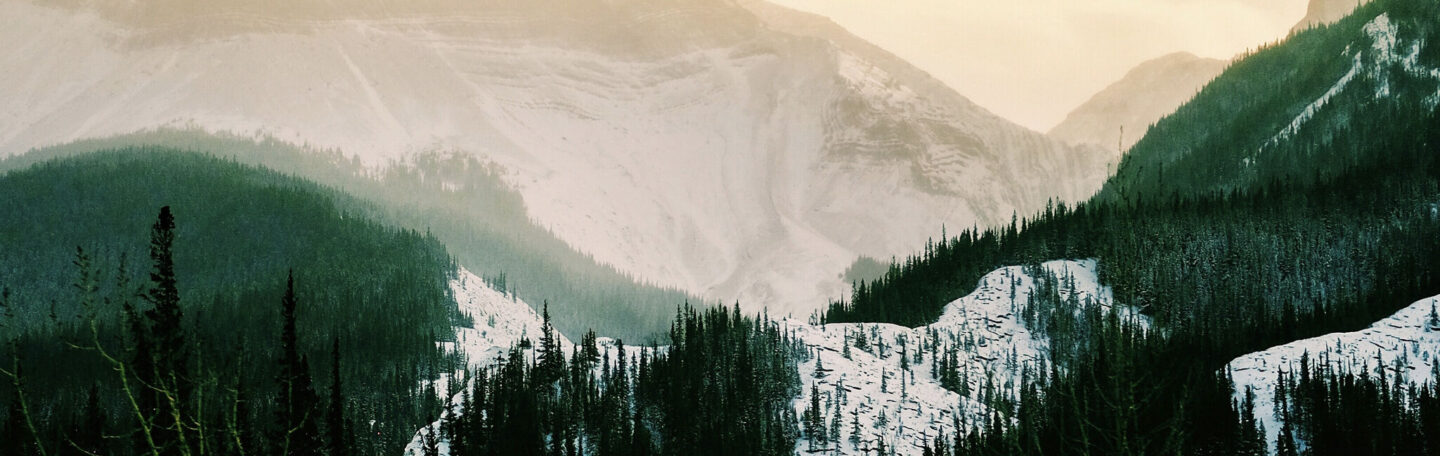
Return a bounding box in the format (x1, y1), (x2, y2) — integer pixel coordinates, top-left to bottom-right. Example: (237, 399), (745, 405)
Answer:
(143, 206), (190, 454)
(849, 409), (861, 447)
(805, 383), (823, 448)
(536, 301), (564, 386)
(275, 272), (322, 456)
(326, 337), (351, 456)
(144, 206), (186, 388)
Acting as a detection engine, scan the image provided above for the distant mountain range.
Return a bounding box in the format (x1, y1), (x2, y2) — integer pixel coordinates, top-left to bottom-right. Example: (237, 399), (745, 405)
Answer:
(0, 0), (1111, 317)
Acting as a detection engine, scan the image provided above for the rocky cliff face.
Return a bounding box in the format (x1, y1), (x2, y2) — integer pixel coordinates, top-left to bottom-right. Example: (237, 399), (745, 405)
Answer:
(0, 0), (1109, 314)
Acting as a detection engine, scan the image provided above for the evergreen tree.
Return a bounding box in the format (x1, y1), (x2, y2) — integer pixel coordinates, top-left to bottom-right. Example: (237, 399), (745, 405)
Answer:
(536, 301), (564, 386)
(327, 337), (351, 456)
(144, 206), (186, 387)
(70, 385), (107, 456)
(274, 272), (322, 456)
(142, 206), (191, 455)
(1428, 300), (1438, 331)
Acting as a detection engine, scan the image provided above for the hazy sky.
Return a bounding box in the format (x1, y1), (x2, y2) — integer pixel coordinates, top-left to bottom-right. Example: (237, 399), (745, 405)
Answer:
(767, 0), (1310, 131)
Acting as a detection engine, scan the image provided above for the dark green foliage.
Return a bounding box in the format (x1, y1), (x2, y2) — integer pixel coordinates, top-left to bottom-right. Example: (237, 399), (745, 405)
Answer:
(0, 150), (457, 454)
(326, 337), (351, 456)
(274, 272), (323, 455)
(1267, 354), (1440, 455)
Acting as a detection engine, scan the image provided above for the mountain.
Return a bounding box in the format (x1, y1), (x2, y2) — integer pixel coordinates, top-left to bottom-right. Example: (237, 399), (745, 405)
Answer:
(1048, 52), (1226, 153)
(823, 0), (1440, 453)
(1292, 0), (1373, 33)
(0, 0), (1109, 316)
(1100, 2), (1440, 202)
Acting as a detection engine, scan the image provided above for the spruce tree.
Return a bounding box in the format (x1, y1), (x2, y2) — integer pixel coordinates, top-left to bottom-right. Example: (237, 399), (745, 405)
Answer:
(536, 301), (564, 386)
(274, 272), (322, 455)
(326, 337), (351, 456)
(144, 206), (186, 389)
(139, 206), (192, 454)
(1429, 300), (1438, 331)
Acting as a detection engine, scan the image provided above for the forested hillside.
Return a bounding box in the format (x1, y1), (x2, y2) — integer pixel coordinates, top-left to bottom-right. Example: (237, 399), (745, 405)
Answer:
(0, 150), (461, 454)
(826, 0), (1440, 453)
(4, 132), (694, 340)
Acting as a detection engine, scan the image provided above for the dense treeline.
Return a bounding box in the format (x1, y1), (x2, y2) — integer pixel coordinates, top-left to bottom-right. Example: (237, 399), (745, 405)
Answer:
(438, 304), (805, 456)
(829, 0), (1440, 453)
(4, 131), (695, 340)
(1100, 0), (1440, 203)
(0, 151), (460, 454)
(1271, 352), (1440, 455)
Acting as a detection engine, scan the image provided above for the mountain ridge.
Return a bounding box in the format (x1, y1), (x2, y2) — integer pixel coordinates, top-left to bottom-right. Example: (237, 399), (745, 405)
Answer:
(0, 0), (1110, 316)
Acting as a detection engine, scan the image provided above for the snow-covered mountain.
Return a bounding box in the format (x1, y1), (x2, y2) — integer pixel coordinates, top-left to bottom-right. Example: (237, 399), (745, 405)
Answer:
(1228, 295), (1440, 453)
(407, 260), (1142, 455)
(0, 0), (1110, 316)
(1048, 52), (1226, 153)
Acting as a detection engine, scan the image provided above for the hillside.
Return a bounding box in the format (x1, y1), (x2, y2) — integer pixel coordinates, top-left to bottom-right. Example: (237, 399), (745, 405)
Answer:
(0, 0), (1110, 316)
(6, 130), (694, 340)
(1100, 1), (1440, 202)
(0, 149), (461, 453)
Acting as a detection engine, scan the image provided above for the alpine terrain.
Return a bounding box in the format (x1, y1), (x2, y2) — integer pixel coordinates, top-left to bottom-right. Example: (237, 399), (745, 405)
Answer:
(0, 0), (1110, 317)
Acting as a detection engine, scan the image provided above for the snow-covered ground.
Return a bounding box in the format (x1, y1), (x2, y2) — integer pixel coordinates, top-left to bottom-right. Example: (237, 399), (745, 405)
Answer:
(1228, 295), (1440, 454)
(0, 0), (1111, 318)
(406, 260), (1138, 455)
(403, 268), (639, 455)
(786, 259), (1138, 454)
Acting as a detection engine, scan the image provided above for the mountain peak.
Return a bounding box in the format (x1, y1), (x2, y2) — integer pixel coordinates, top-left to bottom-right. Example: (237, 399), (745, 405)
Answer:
(1048, 52), (1226, 152)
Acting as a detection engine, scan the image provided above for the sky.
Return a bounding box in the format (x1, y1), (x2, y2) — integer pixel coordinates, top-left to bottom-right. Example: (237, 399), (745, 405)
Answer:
(766, 0), (1311, 132)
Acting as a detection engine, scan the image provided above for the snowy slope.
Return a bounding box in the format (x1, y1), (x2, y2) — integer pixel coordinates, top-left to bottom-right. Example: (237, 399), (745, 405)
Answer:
(403, 267), (637, 456)
(787, 259), (1143, 454)
(1228, 296), (1440, 453)
(403, 260), (1141, 455)
(0, 0), (1111, 316)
